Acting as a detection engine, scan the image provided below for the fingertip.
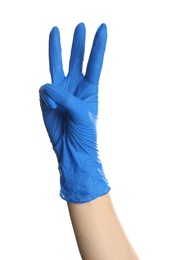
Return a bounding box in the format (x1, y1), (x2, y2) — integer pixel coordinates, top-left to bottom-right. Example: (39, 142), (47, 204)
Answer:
(97, 23), (107, 39)
(74, 22), (86, 36)
(39, 84), (57, 109)
(48, 97), (57, 109)
(49, 26), (60, 41)
(99, 23), (107, 29)
(76, 22), (85, 29)
(50, 26), (59, 33)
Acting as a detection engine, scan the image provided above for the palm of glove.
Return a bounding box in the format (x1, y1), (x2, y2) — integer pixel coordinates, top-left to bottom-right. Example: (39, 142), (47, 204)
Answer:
(40, 77), (98, 154)
(39, 23), (110, 202)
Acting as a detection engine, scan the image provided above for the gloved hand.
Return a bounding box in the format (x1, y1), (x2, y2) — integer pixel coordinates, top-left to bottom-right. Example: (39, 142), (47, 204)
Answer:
(39, 23), (110, 203)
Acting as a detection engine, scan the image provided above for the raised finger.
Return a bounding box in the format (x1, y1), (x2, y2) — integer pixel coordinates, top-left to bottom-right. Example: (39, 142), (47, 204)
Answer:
(49, 26), (65, 84)
(68, 23), (86, 76)
(85, 23), (107, 84)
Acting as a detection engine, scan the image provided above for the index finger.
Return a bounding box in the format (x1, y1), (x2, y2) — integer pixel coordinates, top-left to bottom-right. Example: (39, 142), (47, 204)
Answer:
(49, 26), (65, 84)
(85, 23), (107, 84)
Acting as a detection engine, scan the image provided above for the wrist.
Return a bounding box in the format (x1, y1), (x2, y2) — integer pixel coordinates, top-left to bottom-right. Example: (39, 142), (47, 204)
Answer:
(59, 156), (110, 203)
(53, 132), (110, 203)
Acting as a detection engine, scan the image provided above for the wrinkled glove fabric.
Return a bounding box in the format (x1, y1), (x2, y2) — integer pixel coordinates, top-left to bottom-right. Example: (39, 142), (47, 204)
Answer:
(39, 23), (110, 203)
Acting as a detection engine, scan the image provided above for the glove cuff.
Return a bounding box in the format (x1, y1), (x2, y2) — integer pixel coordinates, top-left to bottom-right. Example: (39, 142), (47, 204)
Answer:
(53, 135), (110, 203)
(58, 158), (111, 203)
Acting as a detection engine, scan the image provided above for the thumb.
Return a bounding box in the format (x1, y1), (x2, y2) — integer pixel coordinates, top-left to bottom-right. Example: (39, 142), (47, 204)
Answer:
(43, 83), (86, 115)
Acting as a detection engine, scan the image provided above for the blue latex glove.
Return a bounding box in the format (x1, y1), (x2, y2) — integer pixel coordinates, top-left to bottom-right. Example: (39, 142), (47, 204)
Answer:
(39, 23), (110, 203)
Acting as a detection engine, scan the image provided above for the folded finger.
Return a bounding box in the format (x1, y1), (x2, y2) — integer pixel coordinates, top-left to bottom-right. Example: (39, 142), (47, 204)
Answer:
(43, 83), (85, 115)
(39, 84), (57, 109)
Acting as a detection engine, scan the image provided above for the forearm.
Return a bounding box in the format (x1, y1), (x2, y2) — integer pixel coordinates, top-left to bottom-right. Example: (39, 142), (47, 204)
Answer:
(67, 193), (139, 260)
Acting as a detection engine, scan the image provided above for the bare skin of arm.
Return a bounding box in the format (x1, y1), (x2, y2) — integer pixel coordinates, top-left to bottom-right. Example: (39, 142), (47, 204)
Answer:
(67, 193), (139, 260)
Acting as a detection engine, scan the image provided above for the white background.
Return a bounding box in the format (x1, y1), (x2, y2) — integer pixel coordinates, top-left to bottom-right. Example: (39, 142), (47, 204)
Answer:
(0, 0), (173, 259)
